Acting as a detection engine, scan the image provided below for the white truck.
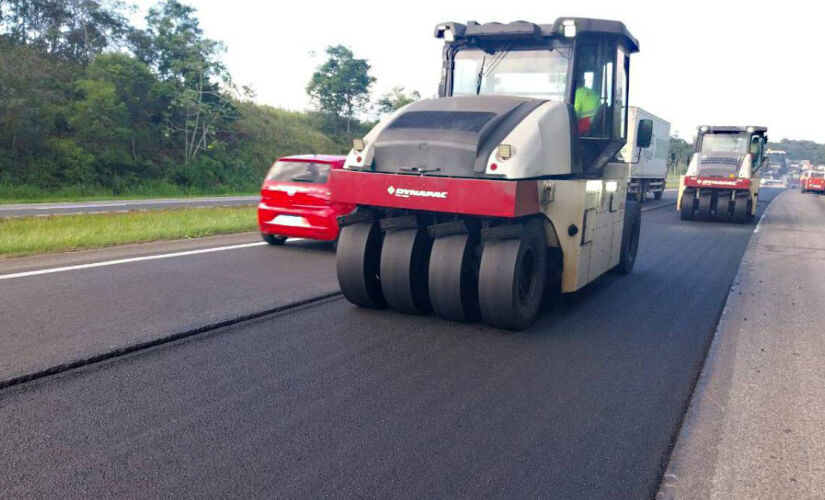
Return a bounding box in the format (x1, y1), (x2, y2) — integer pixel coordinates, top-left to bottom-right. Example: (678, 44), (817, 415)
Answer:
(618, 107), (671, 201)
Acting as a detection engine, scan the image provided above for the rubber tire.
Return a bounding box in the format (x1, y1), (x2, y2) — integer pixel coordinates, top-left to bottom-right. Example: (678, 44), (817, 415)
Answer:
(262, 233), (286, 246)
(732, 195), (749, 224)
(336, 222), (386, 309)
(654, 189), (663, 200)
(713, 195), (730, 222)
(478, 219), (546, 331)
(380, 227), (433, 315)
(698, 192), (714, 221)
(614, 200), (641, 275)
(680, 190), (695, 220)
(428, 233), (480, 322)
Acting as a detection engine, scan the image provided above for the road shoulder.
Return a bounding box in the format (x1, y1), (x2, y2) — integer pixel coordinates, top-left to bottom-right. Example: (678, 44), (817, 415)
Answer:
(659, 190), (825, 498)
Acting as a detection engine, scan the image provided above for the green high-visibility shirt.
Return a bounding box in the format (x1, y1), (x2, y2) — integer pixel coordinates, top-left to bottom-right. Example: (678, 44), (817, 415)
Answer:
(574, 87), (600, 119)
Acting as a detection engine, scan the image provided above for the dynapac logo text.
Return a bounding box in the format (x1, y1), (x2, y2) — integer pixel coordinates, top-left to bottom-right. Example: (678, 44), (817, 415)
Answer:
(387, 186), (447, 199)
(696, 179), (741, 187)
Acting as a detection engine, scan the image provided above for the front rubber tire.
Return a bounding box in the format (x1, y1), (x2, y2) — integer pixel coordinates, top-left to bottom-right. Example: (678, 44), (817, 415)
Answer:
(654, 189), (663, 200)
(428, 233), (480, 322)
(380, 227), (433, 315)
(680, 190), (695, 220)
(732, 195), (749, 224)
(336, 222), (386, 309)
(478, 219), (546, 331)
(713, 195), (730, 222)
(262, 233), (286, 245)
(698, 192), (713, 220)
(614, 200), (641, 275)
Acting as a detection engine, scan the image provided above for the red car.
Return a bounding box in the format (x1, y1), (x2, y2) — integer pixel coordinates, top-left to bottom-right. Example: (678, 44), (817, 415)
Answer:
(258, 155), (354, 245)
(801, 171), (825, 193)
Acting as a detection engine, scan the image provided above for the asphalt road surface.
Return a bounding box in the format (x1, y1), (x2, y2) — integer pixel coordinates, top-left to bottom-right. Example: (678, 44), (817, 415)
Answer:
(0, 195), (258, 217)
(0, 189), (781, 498)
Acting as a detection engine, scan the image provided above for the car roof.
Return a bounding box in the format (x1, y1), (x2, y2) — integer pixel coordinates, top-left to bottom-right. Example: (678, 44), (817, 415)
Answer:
(277, 154), (346, 164)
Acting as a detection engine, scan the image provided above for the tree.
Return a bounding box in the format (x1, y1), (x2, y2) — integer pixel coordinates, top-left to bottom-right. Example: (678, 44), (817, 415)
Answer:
(376, 87), (420, 114)
(667, 135), (693, 175)
(132, 0), (234, 165)
(306, 45), (374, 135)
(0, 0), (129, 64)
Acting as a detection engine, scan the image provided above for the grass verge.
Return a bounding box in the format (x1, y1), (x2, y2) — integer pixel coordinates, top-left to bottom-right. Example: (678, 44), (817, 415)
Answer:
(0, 206), (258, 257)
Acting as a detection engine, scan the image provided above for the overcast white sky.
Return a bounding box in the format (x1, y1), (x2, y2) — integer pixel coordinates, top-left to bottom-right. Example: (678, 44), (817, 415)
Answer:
(132, 0), (824, 142)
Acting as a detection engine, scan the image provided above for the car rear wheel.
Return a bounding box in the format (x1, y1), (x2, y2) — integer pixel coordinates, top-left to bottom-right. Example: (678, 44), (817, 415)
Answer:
(262, 233), (286, 246)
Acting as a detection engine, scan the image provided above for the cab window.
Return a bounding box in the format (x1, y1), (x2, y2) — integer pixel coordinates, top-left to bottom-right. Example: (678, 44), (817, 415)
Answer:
(574, 43), (614, 138)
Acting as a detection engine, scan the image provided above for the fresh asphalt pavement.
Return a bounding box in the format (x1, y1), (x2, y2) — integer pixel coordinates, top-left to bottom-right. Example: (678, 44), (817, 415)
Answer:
(0, 234), (338, 381)
(0, 195), (258, 217)
(0, 189), (781, 498)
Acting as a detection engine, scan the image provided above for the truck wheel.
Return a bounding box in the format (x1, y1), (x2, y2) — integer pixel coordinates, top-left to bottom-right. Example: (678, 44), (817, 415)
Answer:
(654, 189), (663, 200)
(380, 227), (433, 315)
(337, 222), (386, 309)
(614, 200), (641, 275)
(680, 190), (695, 220)
(262, 233), (286, 246)
(429, 233), (480, 322)
(478, 219), (546, 330)
(732, 195), (749, 224)
(698, 192), (713, 220)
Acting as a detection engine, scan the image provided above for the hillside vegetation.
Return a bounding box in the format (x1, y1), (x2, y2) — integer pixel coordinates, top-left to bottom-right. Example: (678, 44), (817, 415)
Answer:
(0, 0), (367, 201)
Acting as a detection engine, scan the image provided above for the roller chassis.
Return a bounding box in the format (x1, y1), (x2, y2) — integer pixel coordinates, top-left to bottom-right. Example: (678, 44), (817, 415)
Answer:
(332, 163), (638, 329)
(677, 174), (759, 224)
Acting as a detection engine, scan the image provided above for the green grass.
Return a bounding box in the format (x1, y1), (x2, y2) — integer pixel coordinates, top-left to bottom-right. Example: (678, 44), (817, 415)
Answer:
(0, 206), (258, 257)
(0, 181), (257, 204)
(666, 174), (682, 189)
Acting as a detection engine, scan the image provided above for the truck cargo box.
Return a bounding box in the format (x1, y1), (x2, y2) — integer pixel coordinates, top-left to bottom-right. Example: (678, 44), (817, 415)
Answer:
(618, 107), (671, 200)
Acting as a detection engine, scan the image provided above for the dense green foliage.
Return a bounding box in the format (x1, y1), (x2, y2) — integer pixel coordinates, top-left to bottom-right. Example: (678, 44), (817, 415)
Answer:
(0, 0), (369, 199)
(667, 136), (694, 174)
(377, 87), (421, 114)
(767, 139), (825, 164)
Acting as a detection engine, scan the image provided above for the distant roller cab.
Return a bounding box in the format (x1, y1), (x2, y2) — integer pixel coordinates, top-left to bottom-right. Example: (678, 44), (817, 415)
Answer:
(258, 155), (355, 246)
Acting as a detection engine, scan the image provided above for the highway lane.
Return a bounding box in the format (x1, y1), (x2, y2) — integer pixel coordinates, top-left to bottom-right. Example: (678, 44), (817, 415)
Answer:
(0, 189), (781, 498)
(0, 233), (338, 381)
(0, 191), (676, 383)
(0, 195), (258, 217)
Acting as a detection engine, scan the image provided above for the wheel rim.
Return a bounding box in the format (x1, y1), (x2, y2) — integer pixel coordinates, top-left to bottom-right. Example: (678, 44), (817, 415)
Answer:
(517, 248), (536, 307)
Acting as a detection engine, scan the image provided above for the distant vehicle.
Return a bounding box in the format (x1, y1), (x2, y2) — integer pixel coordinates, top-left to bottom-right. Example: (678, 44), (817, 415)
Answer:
(761, 177), (786, 188)
(258, 155), (355, 246)
(618, 107), (671, 202)
(801, 170), (825, 193)
(765, 149), (788, 176)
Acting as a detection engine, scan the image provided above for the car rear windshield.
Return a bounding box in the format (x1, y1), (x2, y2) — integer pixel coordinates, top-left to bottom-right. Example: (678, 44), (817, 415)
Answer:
(266, 161), (331, 183)
(810, 171), (824, 178)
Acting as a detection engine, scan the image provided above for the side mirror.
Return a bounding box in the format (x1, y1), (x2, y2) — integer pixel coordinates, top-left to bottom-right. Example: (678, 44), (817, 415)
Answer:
(636, 119), (653, 148)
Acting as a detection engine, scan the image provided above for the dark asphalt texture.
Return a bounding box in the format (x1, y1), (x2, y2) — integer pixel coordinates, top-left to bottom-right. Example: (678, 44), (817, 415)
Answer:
(0, 237), (337, 381)
(0, 189), (780, 498)
(0, 196), (258, 217)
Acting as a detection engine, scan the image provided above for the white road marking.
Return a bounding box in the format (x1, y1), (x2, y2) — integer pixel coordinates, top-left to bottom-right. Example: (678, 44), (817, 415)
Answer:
(32, 203), (128, 210)
(754, 213), (767, 233)
(0, 242), (268, 281)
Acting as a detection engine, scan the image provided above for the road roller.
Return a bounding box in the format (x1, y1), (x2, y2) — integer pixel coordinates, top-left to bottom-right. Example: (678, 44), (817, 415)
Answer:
(678, 125), (767, 223)
(329, 18), (651, 329)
